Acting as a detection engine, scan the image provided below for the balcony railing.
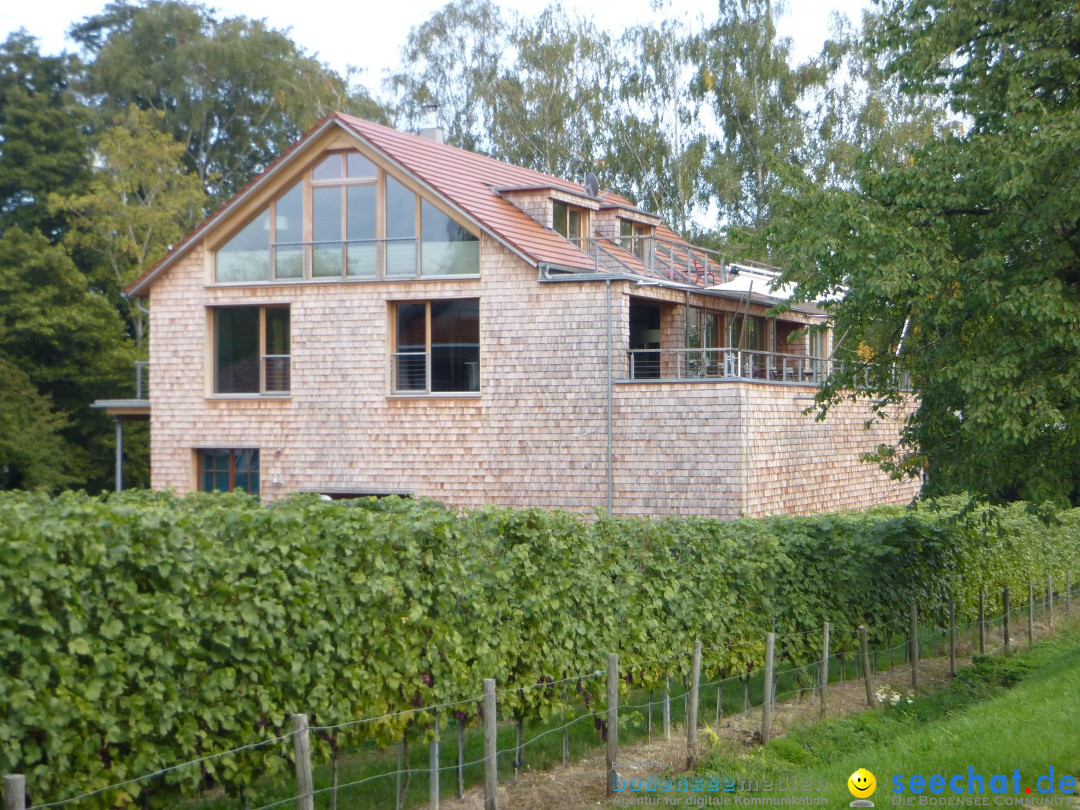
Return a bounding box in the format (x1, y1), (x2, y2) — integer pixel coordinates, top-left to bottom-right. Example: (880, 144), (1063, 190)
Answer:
(624, 348), (912, 389)
(576, 235), (736, 287)
(263, 355), (291, 393)
(134, 361), (149, 399)
(626, 348), (831, 384)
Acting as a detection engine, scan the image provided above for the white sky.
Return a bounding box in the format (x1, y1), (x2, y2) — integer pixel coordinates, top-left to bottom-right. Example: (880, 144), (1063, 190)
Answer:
(2, 0), (870, 97)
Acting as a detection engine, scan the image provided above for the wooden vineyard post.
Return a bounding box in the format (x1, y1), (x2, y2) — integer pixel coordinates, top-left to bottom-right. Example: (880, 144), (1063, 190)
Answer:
(686, 642), (702, 769)
(291, 714), (314, 810)
(430, 713), (440, 810)
(1028, 582), (1035, 649)
(762, 632), (775, 743)
(949, 599), (956, 677)
(4, 775), (25, 810)
(662, 675), (671, 740)
(910, 605), (919, 693)
(859, 626), (876, 707)
(1003, 586), (1011, 654)
(607, 654), (619, 797)
(978, 589), (985, 654)
(819, 622), (829, 718)
(483, 679), (498, 810)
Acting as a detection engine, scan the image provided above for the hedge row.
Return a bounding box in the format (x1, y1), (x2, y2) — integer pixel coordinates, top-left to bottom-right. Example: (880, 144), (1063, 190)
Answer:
(1, 490), (1077, 804)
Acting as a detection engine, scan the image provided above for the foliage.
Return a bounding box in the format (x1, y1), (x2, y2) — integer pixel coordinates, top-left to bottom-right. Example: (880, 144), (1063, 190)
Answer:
(51, 108), (204, 343)
(70, 0), (390, 201)
(0, 33), (91, 239)
(692, 0), (821, 235)
(772, 0), (1080, 505)
(0, 228), (136, 490)
(0, 359), (73, 490)
(0, 491), (1076, 805)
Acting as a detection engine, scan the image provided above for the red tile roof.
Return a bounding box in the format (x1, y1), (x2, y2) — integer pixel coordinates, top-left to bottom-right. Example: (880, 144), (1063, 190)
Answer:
(126, 112), (677, 295)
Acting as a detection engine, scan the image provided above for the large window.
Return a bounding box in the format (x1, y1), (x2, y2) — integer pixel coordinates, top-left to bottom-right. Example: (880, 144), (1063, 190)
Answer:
(198, 449), (260, 495)
(393, 299), (479, 393)
(214, 150), (479, 282)
(728, 314), (765, 351)
(214, 306), (290, 394)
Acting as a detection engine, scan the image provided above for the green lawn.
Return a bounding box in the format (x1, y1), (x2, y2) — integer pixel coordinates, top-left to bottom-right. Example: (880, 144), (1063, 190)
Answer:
(645, 630), (1080, 807)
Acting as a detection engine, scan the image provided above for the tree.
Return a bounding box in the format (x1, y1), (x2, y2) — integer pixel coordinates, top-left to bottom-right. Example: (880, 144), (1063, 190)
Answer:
(388, 0), (508, 153)
(491, 5), (618, 180)
(772, 0), (1080, 505)
(0, 358), (73, 490)
(693, 0), (821, 236)
(0, 228), (137, 490)
(51, 108), (205, 343)
(0, 33), (91, 239)
(802, 9), (953, 190)
(605, 22), (708, 233)
(71, 1), (390, 201)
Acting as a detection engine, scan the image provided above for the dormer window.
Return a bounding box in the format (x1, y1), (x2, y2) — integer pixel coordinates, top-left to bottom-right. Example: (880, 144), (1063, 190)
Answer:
(620, 219), (652, 259)
(214, 150), (479, 283)
(553, 201), (588, 248)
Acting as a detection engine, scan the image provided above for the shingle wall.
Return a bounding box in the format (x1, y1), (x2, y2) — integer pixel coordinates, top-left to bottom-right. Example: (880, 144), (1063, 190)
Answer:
(148, 236), (917, 517)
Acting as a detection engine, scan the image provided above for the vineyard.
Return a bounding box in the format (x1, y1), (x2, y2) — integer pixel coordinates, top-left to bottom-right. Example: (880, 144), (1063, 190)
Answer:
(1, 491), (1078, 806)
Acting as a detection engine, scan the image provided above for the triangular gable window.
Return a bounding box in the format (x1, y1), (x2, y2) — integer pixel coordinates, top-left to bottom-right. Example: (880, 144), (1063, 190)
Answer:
(215, 150), (479, 282)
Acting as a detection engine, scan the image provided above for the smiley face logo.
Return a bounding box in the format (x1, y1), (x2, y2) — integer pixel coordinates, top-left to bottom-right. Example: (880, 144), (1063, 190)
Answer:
(847, 768), (877, 800)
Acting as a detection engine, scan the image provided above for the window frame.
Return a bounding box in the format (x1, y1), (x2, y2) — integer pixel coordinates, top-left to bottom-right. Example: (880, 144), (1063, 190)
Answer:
(212, 149), (481, 284)
(391, 298), (481, 396)
(210, 304), (291, 397)
(552, 200), (589, 248)
(619, 219), (652, 259)
(196, 448), (261, 496)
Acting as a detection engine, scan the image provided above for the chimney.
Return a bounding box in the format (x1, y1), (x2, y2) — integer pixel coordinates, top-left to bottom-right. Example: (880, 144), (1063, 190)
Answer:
(419, 102), (444, 145)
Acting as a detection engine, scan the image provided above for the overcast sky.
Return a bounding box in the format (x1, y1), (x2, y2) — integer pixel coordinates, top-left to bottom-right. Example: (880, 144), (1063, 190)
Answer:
(3, 0), (871, 97)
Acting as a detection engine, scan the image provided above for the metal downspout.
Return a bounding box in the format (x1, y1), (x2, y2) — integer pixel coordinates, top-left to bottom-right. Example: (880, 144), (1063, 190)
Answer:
(606, 279), (614, 513)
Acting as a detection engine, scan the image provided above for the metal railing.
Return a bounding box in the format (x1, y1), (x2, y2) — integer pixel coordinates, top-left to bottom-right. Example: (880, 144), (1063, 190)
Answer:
(134, 361), (149, 400)
(626, 348), (831, 384)
(579, 235), (732, 287)
(624, 348), (912, 390)
(263, 355), (291, 393)
(393, 351), (428, 392)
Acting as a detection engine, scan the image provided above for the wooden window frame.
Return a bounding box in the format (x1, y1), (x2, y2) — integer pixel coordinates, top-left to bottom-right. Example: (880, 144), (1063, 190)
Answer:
(197, 448), (261, 495)
(210, 304), (291, 397)
(390, 298), (481, 395)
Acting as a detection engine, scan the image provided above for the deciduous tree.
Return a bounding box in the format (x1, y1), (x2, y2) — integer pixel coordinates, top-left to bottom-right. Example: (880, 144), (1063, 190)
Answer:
(773, 0), (1080, 505)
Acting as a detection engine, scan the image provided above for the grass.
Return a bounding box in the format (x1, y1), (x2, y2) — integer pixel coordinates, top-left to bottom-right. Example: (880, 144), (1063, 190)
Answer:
(650, 628), (1080, 807)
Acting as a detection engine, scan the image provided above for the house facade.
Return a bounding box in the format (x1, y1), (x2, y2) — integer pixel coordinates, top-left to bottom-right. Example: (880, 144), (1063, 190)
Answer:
(100, 113), (919, 518)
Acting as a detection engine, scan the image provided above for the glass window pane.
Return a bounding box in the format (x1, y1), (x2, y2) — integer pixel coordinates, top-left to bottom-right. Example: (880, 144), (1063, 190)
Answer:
(568, 208), (581, 240)
(553, 201), (568, 237)
(346, 152), (377, 179)
(421, 200), (479, 276)
(202, 471), (214, 492)
(248, 472), (260, 497)
(216, 211), (270, 282)
(347, 185), (377, 277)
(395, 303), (427, 391)
(430, 299), (479, 392)
(312, 154), (342, 181)
(274, 182), (304, 244)
(347, 185), (376, 240)
(265, 308), (290, 355)
(312, 186), (343, 277)
(273, 245), (304, 279)
(215, 307), (260, 393)
(386, 177), (416, 276)
(215, 471), (229, 492)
